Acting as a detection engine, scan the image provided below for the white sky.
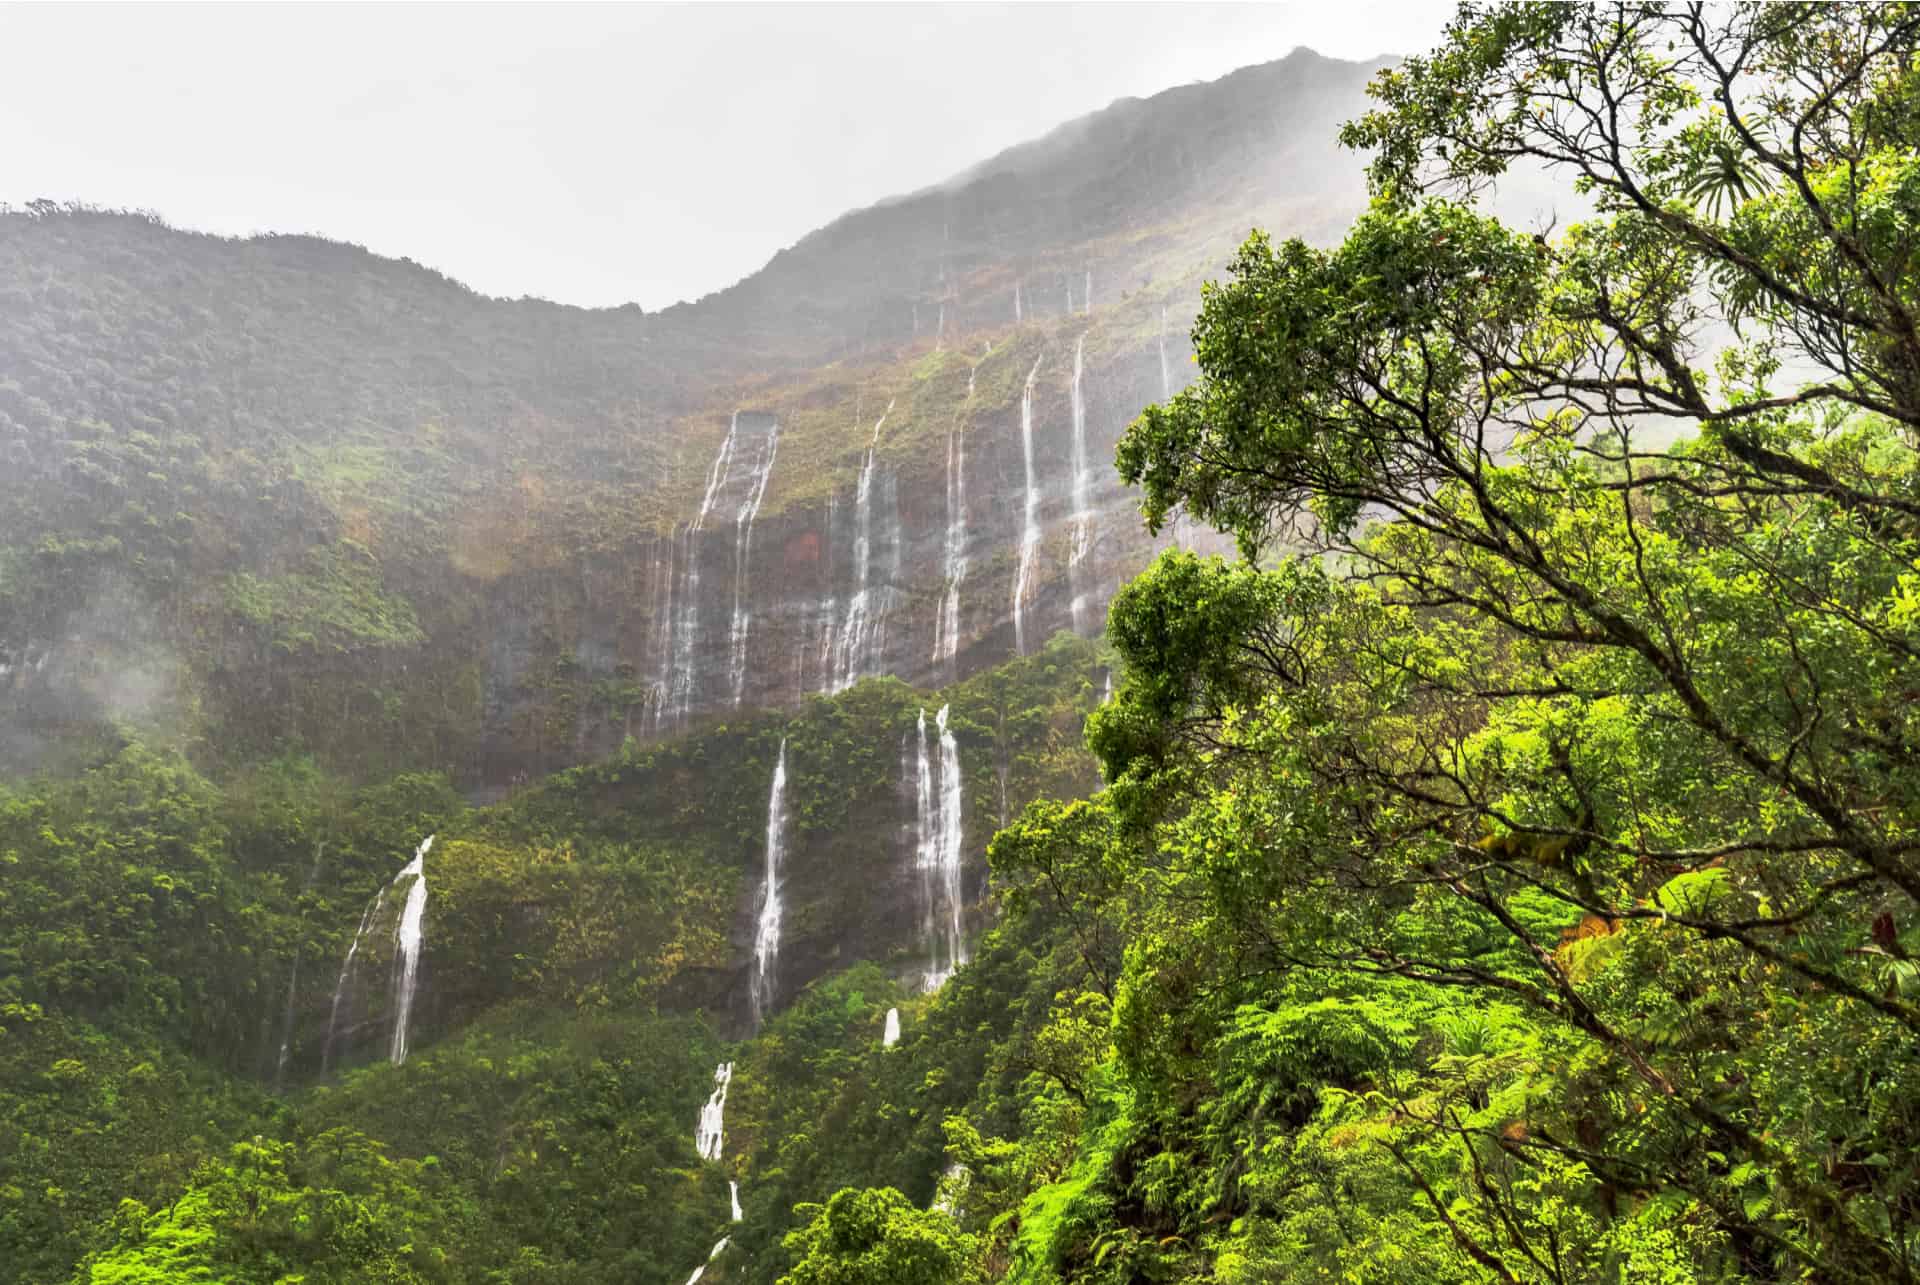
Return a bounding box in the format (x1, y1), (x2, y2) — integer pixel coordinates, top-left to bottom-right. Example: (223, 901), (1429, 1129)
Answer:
(0, 2), (1449, 309)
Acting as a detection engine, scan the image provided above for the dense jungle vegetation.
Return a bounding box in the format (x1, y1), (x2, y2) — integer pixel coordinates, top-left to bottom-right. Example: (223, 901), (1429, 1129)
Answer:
(8, 3), (1920, 1282)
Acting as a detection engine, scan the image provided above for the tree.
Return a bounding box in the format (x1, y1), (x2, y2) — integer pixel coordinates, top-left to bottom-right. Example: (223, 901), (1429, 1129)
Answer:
(779, 1187), (980, 1285)
(1098, 3), (1920, 1280)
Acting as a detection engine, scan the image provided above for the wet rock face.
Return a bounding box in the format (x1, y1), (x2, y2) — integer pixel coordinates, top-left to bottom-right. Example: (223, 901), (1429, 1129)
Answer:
(469, 327), (1193, 788)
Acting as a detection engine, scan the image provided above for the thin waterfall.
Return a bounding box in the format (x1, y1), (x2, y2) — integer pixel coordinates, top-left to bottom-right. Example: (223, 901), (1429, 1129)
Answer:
(750, 740), (791, 1026)
(321, 888), (385, 1073)
(646, 534), (676, 733)
(1159, 306), (1172, 400)
(883, 1007), (901, 1047)
(1084, 268), (1092, 315)
(695, 1061), (732, 1161)
(1012, 356), (1044, 654)
(730, 1181), (743, 1222)
(728, 419), (780, 706)
(686, 1238), (731, 1285)
(830, 402), (893, 691)
(933, 401), (969, 667)
(388, 834), (433, 1065)
(1068, 333), (1093, 634)
(811, 492), (839, 695)
(913, 709), (936, 972)
(929, 705), (967, 989)
(915, 707), (968, 991)
(669, 415), (743, 725)
(1064, 276), (1072, 315)
(1014, 280), (1023, 322)
(932, 1162), (972, 1216)
(935, 301), (945, 349)
(273, 948), (301, 1087)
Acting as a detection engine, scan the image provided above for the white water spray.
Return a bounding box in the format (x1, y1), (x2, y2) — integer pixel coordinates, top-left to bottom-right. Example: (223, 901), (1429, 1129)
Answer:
(1014, 280), (1023, 323)
(727, 418), (780, 706)
(883, 1007), (901, 1047)
(750, 740), (791, 1026)
(1012, 356), (1044, 654)
(695, 1061), (732, 1162)
(730, 1181), (743, 1222)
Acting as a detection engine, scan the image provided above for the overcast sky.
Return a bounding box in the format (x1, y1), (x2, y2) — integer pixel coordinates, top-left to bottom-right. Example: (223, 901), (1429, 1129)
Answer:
(1, 2), (1448, 309)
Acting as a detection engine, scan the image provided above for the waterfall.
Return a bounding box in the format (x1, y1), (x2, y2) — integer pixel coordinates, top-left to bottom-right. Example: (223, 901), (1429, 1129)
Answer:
(830, 402), (894, 691)
(1158, 306), (1172, 400)
(1067, 333), (1094, 634)
(883, 1007), (901, 1047)
(667, 416), (744, 725)
(646, 535), (676, 733)
(322, 834), (435, 1071)
(1084, 269), (1092, 315)
(388, 834), (433, 1065)
(931, 706), (967, 988)
(932, 1162), (971, 1215)
(1064, 276), (1072, 315)
(1014, 280), (1023, 323)
(730, 1180), (743, 1222)
(321, 888), (385, 1073)
(1012, 356), (1044, 655)
(273, 948), (301, 1086)
(932, 403), (968, 667)
(915, 706), (967, 991)
(750, 740), (791, 1026)
(936, 301), (945, 349)
(1103, 670), (1114, 704)
(695, 1061), (732, 1161)
(728, 419), (780, 706)
(686, 1238), (731, 1285)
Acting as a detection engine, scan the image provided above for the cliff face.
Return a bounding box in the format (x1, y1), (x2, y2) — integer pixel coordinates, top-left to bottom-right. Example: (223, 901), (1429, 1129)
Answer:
(0, 48), (1382, 788)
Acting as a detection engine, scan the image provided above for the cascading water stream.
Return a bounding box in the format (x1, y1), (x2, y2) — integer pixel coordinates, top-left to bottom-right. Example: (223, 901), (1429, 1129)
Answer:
(686, 1237), (731, 1285)
(1159, 306), (1172, 400)
(1067, 333), (1094, 633)
(1012, 356), (1044, 654)
(1083, 268), (1092, 315)
(727, 419), (779, 706)
(883, 1007), (901, 1047)
(321, 833), (434, 1071)
(750, 739), (791, 1026)
(646, 535), (677, 732)
(830, 402), (894, 691)
(388, 834), (433, 1065)
(667, 415), (743, 725)
(1014, 280), (1023, 322)
(915, 706), (968, 991)
(322, 889), (385, 1073)
(730, 1181), (743, 1222)
(695, 1061), (732, 1161)
(932, 396), (969, 667)
(933, 705), (967, 987)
